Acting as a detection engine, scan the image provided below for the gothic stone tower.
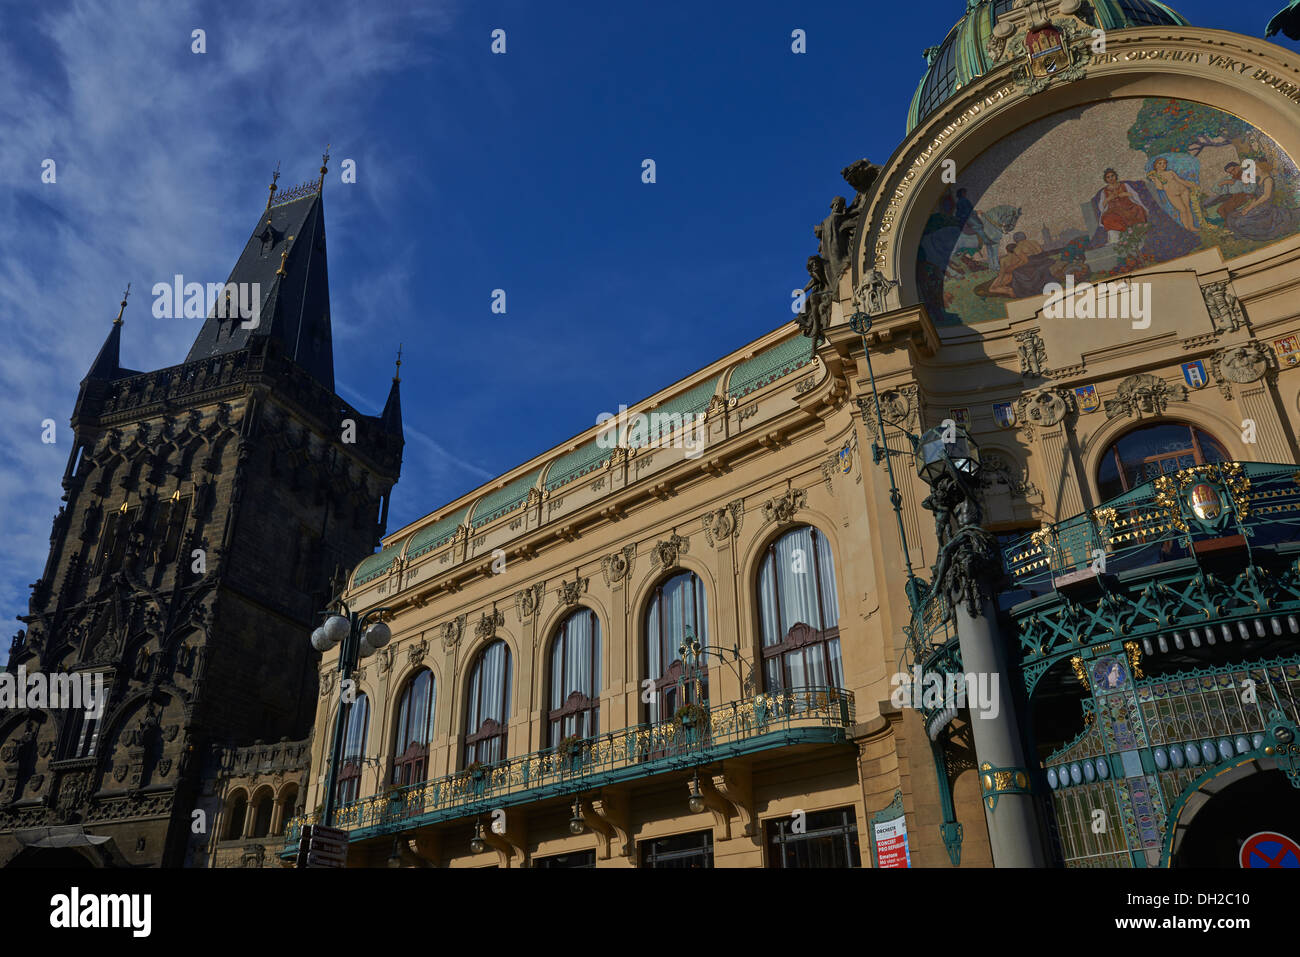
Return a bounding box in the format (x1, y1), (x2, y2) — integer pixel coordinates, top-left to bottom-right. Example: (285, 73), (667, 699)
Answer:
(0, 168), (403, 867)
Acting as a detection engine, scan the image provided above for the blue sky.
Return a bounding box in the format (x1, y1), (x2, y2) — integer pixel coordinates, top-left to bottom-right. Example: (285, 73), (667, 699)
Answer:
(0, 0), (1283, 653)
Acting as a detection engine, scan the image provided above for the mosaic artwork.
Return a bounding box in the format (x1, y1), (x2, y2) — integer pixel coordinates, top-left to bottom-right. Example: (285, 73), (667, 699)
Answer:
(916, 97), (1300, 325)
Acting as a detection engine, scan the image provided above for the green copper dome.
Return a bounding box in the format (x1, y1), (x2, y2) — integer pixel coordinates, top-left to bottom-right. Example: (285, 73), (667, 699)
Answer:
(906, 0), (1189, 133)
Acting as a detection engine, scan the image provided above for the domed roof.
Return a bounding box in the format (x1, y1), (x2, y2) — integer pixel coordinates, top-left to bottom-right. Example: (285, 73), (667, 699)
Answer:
(906, 0), (1189, 133)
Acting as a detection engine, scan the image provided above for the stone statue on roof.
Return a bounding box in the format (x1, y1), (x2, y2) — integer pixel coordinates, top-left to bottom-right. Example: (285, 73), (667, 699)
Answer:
(815, 196), (856, 286)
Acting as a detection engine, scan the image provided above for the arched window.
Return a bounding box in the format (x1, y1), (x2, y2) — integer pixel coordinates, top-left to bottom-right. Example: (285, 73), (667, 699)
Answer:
(757, 526), (843, 692)
(224, 792), (248, 841)
(250, 789), (274, 838)
(465, 641), (511, 766)
(274, 785), (298, 836)
(336, 693), (369, 807)
(549, 609), (601, 744)
(392, 670), (436, 787)
(1096, 421), (1229, 501)
(645, 570), (710, 723)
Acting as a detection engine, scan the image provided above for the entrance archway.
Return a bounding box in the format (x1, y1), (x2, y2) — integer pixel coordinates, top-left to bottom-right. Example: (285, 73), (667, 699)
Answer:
(1167, 764), (1300, 867)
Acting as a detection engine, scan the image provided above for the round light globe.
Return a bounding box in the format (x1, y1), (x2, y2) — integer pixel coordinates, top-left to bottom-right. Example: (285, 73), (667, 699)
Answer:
(310, 627), (333, 652)
(322, 615), (351, 645)
(365, 621), (392, 649)
(358, 636), (376, 659)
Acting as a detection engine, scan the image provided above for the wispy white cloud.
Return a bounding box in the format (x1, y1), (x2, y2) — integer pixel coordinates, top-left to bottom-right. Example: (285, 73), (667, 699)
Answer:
(0, 0), (458, 650)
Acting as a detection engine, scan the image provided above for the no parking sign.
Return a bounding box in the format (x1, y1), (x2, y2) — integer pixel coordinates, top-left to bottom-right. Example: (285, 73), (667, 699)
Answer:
(1240, 831), (1300, 868)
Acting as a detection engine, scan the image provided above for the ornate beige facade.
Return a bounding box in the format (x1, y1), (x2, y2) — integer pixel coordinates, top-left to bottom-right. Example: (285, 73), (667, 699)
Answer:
(291, 10), (1300, 867)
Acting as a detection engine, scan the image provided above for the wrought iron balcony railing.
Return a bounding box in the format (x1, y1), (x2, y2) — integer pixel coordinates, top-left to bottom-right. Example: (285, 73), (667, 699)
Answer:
(284, 686), (854, 849)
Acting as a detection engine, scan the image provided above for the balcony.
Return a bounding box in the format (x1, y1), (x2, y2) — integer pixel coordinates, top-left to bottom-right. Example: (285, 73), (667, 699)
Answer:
(283, 685), (854, 853)
(1002, 461), (1300, 590)
(902, 462), (1300, 726)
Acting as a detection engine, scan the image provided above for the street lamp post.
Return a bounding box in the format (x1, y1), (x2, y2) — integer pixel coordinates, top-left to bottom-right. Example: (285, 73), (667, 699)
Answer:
(915, 424), (1047, 867)
(311, 599), (393, 829)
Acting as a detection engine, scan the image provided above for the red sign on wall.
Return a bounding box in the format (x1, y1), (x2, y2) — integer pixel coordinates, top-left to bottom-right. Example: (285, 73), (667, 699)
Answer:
(873, 815), (912, 868)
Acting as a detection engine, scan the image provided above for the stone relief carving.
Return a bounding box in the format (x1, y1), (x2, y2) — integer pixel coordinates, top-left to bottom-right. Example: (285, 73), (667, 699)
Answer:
(514, 582), (545, 621)
(1014, 388), (1074, 438)
(1014, 329), (1048, 377)
(854, 268), (900, 317)
(600, 545), (636, 585)
(557, 576), (589, 607)
(762, 488), (807, 526)
(649, 534), (689, 570)
(1103, 374), (1188, 420)
(1211, 340), (1275, 399)
(474, 608), (505, 641)
(1202, 280), (1245, 333)
(702, 500), (744, 547)
(440, 614), (467, 652)
(406, 637), (429, 666)
(981, 453), (1040, 500)
(857, 385), (920, 438)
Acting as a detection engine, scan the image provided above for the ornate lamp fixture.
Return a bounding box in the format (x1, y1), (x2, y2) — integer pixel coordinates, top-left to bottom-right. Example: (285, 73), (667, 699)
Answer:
(470, 818), (487, 854)
(916, 424), (982, 487)
(687, 770), (705, 814)
(568, 797), (586, 835)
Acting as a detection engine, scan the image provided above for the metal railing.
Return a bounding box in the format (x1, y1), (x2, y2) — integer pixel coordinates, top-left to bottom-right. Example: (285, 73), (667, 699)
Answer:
(1002, 462), (1300, 590)
(284, 686), (854, 846)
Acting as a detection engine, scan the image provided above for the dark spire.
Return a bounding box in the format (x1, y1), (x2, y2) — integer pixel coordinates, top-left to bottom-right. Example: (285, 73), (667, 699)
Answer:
(183, 163), (335, 391)
(381, 344), (403, 436)
(85, 284), (131, 381)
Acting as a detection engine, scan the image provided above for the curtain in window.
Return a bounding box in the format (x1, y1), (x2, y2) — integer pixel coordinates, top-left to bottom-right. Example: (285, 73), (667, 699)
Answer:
(337, 694), (369, 805)
(646, 572), (709, 723)
(396, 670), (435, 752)
(760, 526), (845, 695)
(467, 641), (511, 764)
(550, 610), (600, 739)
(342, 694), (369, 762)
(760, 527), (840, 644)
(815, 528), (840, 629)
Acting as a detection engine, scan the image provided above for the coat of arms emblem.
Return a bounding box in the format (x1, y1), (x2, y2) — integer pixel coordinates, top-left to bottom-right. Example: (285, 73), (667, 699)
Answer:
(1025, 24), (1070, 77)
(1074, 385), (1100, 413)
(1181, 360), (1207, 390)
